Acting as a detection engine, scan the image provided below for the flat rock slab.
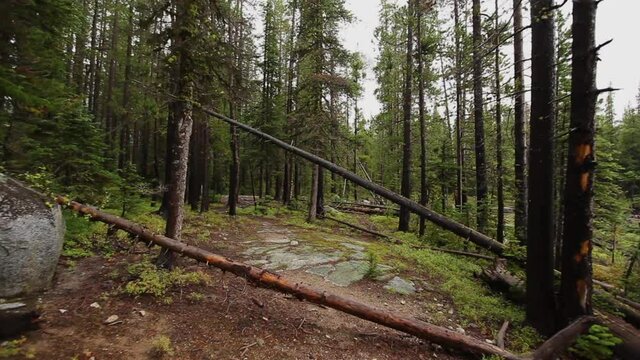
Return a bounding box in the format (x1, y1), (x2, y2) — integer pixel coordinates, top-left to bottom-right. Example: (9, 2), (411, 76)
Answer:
(326, 261), (370, 287)
(384, 276), (416, 295)
(306, 264), (335, 278)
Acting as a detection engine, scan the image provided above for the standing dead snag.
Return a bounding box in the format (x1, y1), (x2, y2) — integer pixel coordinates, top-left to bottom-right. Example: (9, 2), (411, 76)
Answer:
(56, 196), (520, 360)
(559, 0), (600, 326)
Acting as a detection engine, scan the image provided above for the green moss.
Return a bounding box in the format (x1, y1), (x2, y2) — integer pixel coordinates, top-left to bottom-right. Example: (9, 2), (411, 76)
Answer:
(394, 245), (524, 326)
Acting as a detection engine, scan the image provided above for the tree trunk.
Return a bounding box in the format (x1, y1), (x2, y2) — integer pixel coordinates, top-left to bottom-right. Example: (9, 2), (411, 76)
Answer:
(472, 0), (488, 233)
(86, 0), (99, 111)
(527, 0), (558, 335)
(513, 0), (528, 245)
(454, 0), (465, 211)
(494, 0), (504, 243)
(308, 164), (319, 222)
(104, 0), (119, 151)
(156, 0), (195, 269)
(398, 0), (414, 232)
(56, 197), (519, 360)
(118, 6), (134, 170)
(417, 3), (428, 237)
(559, 0), (600, 326)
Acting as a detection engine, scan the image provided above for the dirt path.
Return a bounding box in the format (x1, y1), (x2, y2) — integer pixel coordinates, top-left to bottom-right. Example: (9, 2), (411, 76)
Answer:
(5, 211), (480, 359)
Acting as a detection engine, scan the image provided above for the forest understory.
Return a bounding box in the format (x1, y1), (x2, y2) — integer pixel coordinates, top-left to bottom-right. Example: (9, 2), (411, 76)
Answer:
(2, 199), (638, 359)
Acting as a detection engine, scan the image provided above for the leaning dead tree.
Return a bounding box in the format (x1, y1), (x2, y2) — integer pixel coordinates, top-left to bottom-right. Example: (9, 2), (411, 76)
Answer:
(56, 196), (518, 359)
(199, 108), (505, 255)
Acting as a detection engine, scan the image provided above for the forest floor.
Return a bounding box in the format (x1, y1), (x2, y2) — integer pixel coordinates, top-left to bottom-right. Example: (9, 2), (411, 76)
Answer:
(2, 202), (541, 359)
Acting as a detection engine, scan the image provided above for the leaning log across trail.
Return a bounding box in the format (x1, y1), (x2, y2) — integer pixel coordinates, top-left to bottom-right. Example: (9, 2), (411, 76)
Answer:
(56, 196), (519, 359)
(200, 108), (505, 255)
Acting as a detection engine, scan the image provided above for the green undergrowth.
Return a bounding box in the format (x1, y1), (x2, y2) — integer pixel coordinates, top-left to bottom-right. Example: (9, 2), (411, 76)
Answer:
(570, 324), (622, 360)
(62, 210), (110, 258)
(357, 229), (540, 352)
(0, 337), (36, 359)
(123, 259), (211, 304)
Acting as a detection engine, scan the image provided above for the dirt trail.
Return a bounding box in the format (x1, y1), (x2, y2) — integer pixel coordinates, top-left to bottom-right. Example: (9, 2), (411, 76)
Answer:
(6, 211), (478, 360)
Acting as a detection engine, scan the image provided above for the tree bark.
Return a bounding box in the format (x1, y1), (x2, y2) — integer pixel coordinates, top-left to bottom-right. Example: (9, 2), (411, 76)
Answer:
(308, 164), (319, 222)
(513, 0), (528, 245)
(527, 0), (557, 335)
(203, 109), (505, 254)
(454, 0), (465, 211)
(57, 196), (520, 360)
(157, 0), (195, 269)
(559, 0), (599, 326)
(472, 0), (488, 233)
(398, 0), (414, 232)
(532, 316), (597, 360)
(417, 3), (428, 237)
(494, 0), (504, 243)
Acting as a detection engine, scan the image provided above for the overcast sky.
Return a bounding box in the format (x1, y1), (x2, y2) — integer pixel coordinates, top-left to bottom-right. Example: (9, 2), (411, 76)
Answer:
(340, 0), (640, 120)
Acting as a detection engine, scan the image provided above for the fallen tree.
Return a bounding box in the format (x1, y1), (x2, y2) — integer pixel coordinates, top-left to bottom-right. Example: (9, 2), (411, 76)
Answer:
(200, 108), (505, 255)
(322, 215), (391, 240)
(477, 261), (640, 329)
(56, 196), (518, 359)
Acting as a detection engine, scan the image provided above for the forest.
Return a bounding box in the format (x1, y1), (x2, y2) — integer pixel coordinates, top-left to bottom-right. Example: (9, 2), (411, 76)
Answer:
(1, 0), (640, 359)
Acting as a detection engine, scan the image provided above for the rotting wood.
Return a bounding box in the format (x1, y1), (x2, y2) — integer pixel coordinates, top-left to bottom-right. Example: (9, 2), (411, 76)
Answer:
(56, 196), (519, 359)
(199, 108), (505, 255)
(531, 316), (596, 360)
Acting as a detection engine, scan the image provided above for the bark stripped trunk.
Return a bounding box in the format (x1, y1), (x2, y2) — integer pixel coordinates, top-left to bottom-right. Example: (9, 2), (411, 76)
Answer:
(472, 0), (488, 233)
(513, 0), (528, 245)
(494, 0), (504, 243)
(57, 197), (519, 360)
(203, 109), (505, 254)
(156, 0), (195, 269)
(527, 0), (557, 334)
(417, 3), (428, 237)
(559, 0), (599, 326)
(398, 0), (414, 232)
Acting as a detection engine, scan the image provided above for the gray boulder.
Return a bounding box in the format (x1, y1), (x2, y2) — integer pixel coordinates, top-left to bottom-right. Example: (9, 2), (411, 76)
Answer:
(0, 174), (65, 298)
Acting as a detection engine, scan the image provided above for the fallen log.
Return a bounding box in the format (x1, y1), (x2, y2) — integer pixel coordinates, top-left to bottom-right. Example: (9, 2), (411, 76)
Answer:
(597, 313), (640, 359)
(424, 247), (495, 261)
(531, 316), (596, 360)
(322, 216), (391, 239)
(480, 264), (639, 328)
(56, 196), (519, 359)
(333, 202), (397, 210)
(496, 320), (509, 350)
(478, 259), (525, 303)
(201, 108), (505, 255)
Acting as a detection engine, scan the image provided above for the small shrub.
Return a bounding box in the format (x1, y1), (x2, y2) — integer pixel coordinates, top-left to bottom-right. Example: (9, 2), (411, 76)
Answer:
(150, 335), (174, 358)
(364, 251), (382, 279)
(570, 324), (622, 360)
(123, 261), (211, 302)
